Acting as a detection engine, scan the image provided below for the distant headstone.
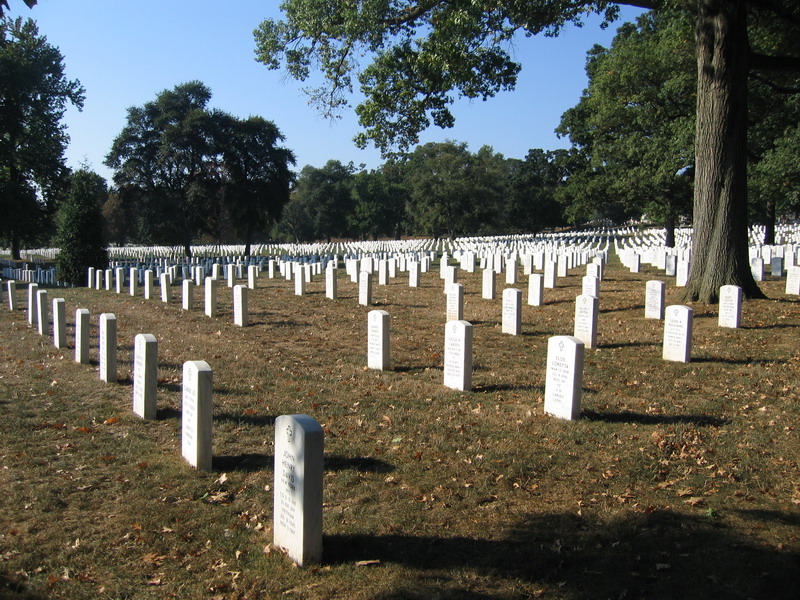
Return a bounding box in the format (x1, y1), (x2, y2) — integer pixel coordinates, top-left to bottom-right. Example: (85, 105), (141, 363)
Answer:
(771, 257), (783, 277)
(358, 271), (372, 306)
(662, 305), (693, 363)
(75, 308), (89, 364)
(129, 267), (138, 296)
(273, 414), (324, 566)
(573, 294), (599, 349)
(505, 258), (517, 284)
(87, 267), (95, 288)
(785, 266), (800, 295)
(443, 320), (473, 391)
(544, 336), (585, 420)
(378, 260), (388, 285)
(408, 261), (420, 288)
(501, 288), (522, 335)
(367, 309), (390, 370)
(52, 298), (66, 349)
(233, 284), (248, 327)
(544, 260), (557, 289)
(325, 265), (338, 299)
(751, 258), (764, 282)
(27, 282), (38, 325)
(115, 267), (125, 294)
(645, 280), (666, 320)
(144, 270), (154, 300)
(248, 265), (259, 289)
(557, 255), (568, 278)
(676, 260), (689, 287)
(204, 277), (216, 317)
(160, 273), (170, 303)
(6, 280), (16, 311)
(133, 333), (158, 420)
(99, 313), (117, 382)
(105, 268), (113, 291)
(443, 265), (457, 292)
(581, 275), (600, 299)
(446, 283), (464, 322)
(182, 279), (194, 310)
(482, 269), (496, 300)
(36, 289), (48, 336)
(718, 285), (742, 329)
(294, 268), (305, 296)
(95, 269), (103, 290)
(181, 360), (213, 471)
(528, 273), (543, 306)
(665, 255), (677, 277)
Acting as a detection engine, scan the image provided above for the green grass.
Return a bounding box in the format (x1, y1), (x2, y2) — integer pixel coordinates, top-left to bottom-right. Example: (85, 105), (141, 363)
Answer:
(1, 256), (798, 599)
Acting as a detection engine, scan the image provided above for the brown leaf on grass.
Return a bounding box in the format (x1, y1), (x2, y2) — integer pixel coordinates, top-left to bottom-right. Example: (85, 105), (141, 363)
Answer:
(103, 416), (119, 425)
(676, 488), (694, 497)
(683, 496), (705, 507)
(145, 577), (163, 586)
(142, 553), (166, 566)
(75, 426), (93, 434)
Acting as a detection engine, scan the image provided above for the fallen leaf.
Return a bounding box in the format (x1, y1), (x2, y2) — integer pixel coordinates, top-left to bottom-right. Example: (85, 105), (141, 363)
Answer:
(355, 559), (381, 567)
(103, 417), (119, 425)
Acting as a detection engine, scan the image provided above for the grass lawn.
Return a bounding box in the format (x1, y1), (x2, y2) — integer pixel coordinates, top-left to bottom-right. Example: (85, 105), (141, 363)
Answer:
(1, 255), (798, 599)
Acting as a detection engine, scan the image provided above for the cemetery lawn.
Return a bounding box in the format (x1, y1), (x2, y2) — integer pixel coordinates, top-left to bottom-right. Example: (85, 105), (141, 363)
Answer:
(1, 258), (798, 600)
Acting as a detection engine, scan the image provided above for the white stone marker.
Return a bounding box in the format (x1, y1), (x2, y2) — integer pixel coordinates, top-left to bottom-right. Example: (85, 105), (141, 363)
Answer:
(582, 275), (600, 299)
(204, 277), (216, 317)
(144, 270), (154, 300)
(182, 279), (194, 310)
(367, 309), (390, 370)
(227, 264), (235, 288)
(446, 283), (464, 322)
(87, 267), (95, 288)
(751, 258), (764, 282)
(378, 260), (388, 285)
(181, 360), (213, 471)
(75, 309), (89, 364)
(160, 272), (170, 303)
(645, 280), (666, 320)
(502, 288), (522, 335)
(676, 261), (690, 287)
(443, 320), (473, 391)
(6, 280), (16, 311)
(115, 267), (125, 293)
(27, 282), (38, 325)
(248, 265), (258, 289)
(573, 294), (599, 349)
(544, 260), (557, 289)
(408, 261), (420, 287)
(528, 274), (544, 306)
(95, 269), (103, 290)
(99, 313), (117, 382)
(105, 268), (113, 291)
(325, 265), (338, 299)
(294, 268), (305, 296)
(718, 284), (742, 329)
(481, 268), (496, 300)
(544, 335), (585, 421)
(52, 298), (66, 348)
(443, 265), (458, 292)
(233, 284), (248, 327)
(133, 333), (158, 420)
(358, 271), (372, 306)
(36, 289), (48, 336)
(273, 414), (324, 566)
(505, 258), (517, 284)
(129, 267), (138, 296)
(662, 305), (693, 363)
(786, 266), (800, 295)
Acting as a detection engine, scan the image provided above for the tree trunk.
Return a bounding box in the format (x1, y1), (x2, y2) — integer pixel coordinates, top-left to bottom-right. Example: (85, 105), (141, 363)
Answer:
(664, 209), (676, 249)
(763, 197), (776, 246)
(683, 0), (765, 303)
(11, 230), (21, 261)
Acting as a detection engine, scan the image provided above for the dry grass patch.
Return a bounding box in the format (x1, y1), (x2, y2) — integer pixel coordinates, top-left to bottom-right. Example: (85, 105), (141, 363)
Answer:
(1, 257), (798, 599)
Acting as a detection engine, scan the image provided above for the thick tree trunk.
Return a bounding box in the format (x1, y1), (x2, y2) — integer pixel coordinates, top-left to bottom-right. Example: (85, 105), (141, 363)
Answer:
(763, 197), (776, 246)
(683, 0), (765, 303)
(11, 230), (21, 261)
(664, 209), (676, 249)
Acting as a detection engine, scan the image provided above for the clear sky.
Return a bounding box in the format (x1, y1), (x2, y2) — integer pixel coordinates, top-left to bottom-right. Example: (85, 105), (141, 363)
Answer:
(7, 1), (645, 183)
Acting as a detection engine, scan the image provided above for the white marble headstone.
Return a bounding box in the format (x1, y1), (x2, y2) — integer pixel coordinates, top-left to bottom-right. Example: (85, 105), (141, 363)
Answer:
(181, 360), (213, 471)
(662, 305), (693, 363)
(544, 336), (584, 420)
(443, 320), (473, 391)
(133, 333), (158, 420)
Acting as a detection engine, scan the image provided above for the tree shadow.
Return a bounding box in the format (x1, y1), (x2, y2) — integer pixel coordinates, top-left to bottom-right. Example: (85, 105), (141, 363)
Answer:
(156, 406), (181, 420)
(581, 409), (730, 426)
(213, 452), (272, 472)
(691, 357), (779, 366)
(600, 304), (645, 313)
(602, 341), (660, 349)
(323, 509), (798, 599)
(214, 412), (278, 427)
(473, 383), (543, 394)
(324, 455), (395, 473)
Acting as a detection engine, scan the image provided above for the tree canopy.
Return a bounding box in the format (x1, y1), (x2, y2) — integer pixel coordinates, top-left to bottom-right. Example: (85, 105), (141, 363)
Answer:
(255, 0), (800, 302)
(0, 17), (84, 259)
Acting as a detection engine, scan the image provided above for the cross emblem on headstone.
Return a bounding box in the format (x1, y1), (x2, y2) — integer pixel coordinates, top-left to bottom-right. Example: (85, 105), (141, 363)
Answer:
(558, 341), (564, 352)
(286, 425), (294, 442)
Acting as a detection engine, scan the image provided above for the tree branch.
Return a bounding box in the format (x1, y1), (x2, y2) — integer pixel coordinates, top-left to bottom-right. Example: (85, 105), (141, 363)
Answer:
(750, 52), (800, 73)
(749, 71), (800, 94)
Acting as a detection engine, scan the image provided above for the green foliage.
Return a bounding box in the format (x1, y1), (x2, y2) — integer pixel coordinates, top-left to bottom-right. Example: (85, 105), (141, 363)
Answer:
(105, 82), (294, 254)
(348, 168), (407, 240)
(504, 149), (569, 233)
(254, 0), (620, 154)
(55, 169), (108, 286)
(0, 17), (84, 258)
(556, 10), (695, 231)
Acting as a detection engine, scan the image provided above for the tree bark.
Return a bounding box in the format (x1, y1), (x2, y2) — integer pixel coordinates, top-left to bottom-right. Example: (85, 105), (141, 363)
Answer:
(664, 208), (676, 249)
(763, 197), (776, 246)
(683, 0), (765, 303)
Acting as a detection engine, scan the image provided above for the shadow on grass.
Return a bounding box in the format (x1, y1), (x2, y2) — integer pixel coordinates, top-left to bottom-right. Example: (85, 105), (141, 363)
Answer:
(691, 357), (780, 366)
(324, 509), (798, 600)
(474, 383), (543, 394)
(214, 412), (278, 427)
(156, 406), (181, 420)
(213, 452), (272, 472)
(0, 572), (49, 599)
(600, 304), (645, 313)
(324, 455), (395, 473)
(581, 409), (729, 426)
(601, 341), (660, 349)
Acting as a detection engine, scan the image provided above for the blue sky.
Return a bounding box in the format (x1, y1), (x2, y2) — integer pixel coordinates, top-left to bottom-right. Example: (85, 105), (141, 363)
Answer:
(8, 1), (645, 183)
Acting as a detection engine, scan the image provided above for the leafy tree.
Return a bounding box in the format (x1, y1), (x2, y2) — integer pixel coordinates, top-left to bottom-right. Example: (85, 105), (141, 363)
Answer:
(255, 0), (800, 303)
(348, 168), (407, 240)
(217, 114), (296, 255)
(0, 17), (84, 259)
(105, 81), (222, 256)
(55, 169), (108, 286)
(504, 149), (568, 233)
(285, 160), (355, 242)
(556, 10), (695, 246)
